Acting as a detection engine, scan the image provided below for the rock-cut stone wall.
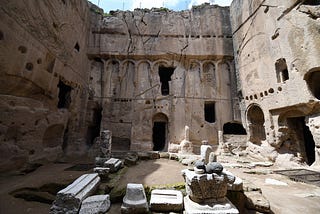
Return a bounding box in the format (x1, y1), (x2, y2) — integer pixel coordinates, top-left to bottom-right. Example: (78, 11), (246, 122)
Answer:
(88, 5), (240, 152)
(0, 0), (92, 172)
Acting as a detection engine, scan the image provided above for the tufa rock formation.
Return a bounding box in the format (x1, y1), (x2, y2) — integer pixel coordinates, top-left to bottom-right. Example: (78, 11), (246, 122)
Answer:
(0, 0), (319, 172)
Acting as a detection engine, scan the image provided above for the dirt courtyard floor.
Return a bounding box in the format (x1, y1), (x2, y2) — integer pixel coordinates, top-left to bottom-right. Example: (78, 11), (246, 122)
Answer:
(0, 155), (320, 214)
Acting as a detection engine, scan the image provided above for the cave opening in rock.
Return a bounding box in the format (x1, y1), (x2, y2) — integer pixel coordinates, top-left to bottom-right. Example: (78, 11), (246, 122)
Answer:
(158, 66), (174, 95)
(302, 0), (320, 5)
(152, 113), (168, 151)
(275, 58), (289, 83)
(305, 70), (320, 99)
(223, 122), (247, 135)
(57, 80), (72, 109)
(153, 122), (166, 151)
(247, 105), (266, 145)
(204, 101), (216, 123)
(86, 107), (102, 146)
(287, 117), (315, 166)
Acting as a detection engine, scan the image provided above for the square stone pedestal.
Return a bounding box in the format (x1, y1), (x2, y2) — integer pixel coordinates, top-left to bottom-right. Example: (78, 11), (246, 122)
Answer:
(184, 196), (239, 214)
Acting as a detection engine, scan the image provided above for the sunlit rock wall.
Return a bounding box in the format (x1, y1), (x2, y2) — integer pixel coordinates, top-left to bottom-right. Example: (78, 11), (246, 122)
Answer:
(88, 4), (238, 152)
(230, 0), (320, 166)
(0, 0), (91, 171)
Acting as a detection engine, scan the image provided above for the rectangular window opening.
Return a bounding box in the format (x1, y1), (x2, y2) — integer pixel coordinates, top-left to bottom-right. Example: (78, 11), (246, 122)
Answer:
(275, 58), (289, 83)
(159, 66), (175, 96)
(204, 101), (215, 123)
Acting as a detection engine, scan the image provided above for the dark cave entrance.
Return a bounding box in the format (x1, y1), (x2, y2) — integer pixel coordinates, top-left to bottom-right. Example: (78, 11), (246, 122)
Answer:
(57, 80), (72, 109)
(158, 66), (174, 96)
(223, 122), (247, 135)
(153, 122), (166, 151)
(247, 105), (266, 145)
(152, 113), (168, 151)
(86, 107), (102, 146)
(287, 117), (315, 166)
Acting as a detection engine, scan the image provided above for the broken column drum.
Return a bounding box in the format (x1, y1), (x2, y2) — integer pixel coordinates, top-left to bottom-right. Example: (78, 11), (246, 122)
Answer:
(99, 130), (112, 158)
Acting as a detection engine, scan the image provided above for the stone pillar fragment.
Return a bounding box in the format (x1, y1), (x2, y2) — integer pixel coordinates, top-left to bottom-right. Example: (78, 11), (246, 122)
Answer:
(201, 144), (213, 164)
(121, 183), (149, 214)
(79, 195), (110, 214)
(50, 173), (100, 214)
(99, 130), (112, 158)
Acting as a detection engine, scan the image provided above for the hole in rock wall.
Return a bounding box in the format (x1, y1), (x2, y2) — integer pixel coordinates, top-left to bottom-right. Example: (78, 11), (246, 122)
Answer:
(153, 113), (168, 151)
(158, 66), (174, 95)
(223, 122), (247, 135)
(247, 105), (266, 145)
(25, 63), (33, 71)
(0, 30), (3, 40)
(57, 80), (72, 109)
(18, 46), (27, 54)
(204, 101), (215, 123)
(305, 70), (320, 99)
(153, 122), (166, 151)
(303, 0), (320, 5)
(287, 117), (315, 166)
(275, 58), (289, 83)
(74, 42), (80, 52)
(86, 107), (102, 146)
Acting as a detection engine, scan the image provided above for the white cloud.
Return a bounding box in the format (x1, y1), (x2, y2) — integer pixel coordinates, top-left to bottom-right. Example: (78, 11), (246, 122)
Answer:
(188, 0), (215, 9)
(131, 0), (179, 10)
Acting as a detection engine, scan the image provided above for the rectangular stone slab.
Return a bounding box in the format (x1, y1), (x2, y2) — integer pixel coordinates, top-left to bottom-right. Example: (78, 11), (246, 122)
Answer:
(50, 173), (100, 214)
(104, 158), (122, 172)
(150, 189), (183, 212)
(79, 194), (110, 214)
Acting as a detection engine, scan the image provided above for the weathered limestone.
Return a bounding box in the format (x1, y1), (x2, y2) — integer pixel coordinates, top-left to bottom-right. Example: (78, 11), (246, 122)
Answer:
(230, 0), (320, 167)
(50, 173), (100, 214)
(182, 161), (239, 214)
(201, 144), (213, 164)
(79, 195), (110, 214)
(149, 189), (184, 212)
(0, 0), (92, 172)
(90, 5), (237, 152)
(121, 183), (149, 214)
(99, 130), (112, 158)
(180, 126), (194, 154)
(93, 167), (110, 180)
(104, 158), (122, 173)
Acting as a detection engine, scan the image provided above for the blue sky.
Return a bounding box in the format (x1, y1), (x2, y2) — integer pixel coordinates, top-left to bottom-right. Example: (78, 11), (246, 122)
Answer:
(88, 0), (232, 13)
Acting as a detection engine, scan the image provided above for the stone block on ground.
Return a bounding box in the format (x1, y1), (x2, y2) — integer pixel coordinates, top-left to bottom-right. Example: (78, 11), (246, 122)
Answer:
(150, 189), (183, 212)
(79, 194), (110, 214)
(124, 153), (138, 166)
(121, 183), (149, 214)
(95, 157), (109, 167)
(93, 167), (110, 180)
(184, 195), (239, 214)
(104, 158), (122, 173)
(50, 173), (100, 214)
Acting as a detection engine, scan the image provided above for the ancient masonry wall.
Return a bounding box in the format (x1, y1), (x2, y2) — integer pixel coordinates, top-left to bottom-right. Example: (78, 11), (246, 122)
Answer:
(230, 0), (320, 166)
(87, 5), (240, 152)
(0, 0), (92, 171)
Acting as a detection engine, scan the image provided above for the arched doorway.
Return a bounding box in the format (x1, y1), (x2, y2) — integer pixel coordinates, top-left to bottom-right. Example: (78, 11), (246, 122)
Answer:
(152, 113), (168, 151)
(247, 105), (266, 145)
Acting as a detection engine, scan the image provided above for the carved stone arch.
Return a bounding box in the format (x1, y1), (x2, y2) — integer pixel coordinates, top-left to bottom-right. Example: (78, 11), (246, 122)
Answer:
(106, 59), (120, 97)
(152, 60), (170, 73)
(202, 60), (216, 84)
(189, 60), (201, 72)
(135, 60), (152, 97)
(246, 104), (266, 145)
(119, 60), (135, 97)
